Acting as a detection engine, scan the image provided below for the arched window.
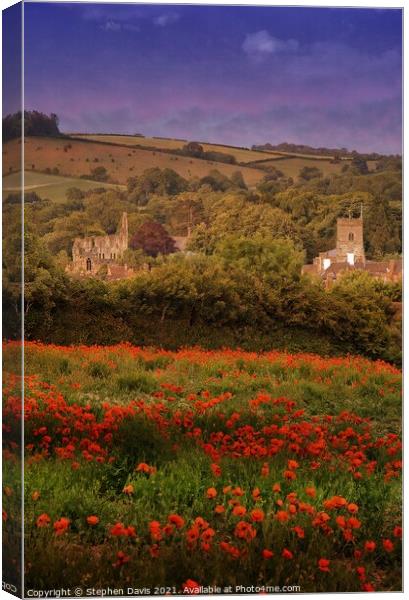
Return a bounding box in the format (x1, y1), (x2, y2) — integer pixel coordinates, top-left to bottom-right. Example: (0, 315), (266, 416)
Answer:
(348, 232), (354, 241)
(86, 258), (92, 271)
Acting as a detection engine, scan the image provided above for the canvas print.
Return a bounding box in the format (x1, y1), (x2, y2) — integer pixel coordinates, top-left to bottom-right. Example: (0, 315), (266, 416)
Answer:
(2, 2), (402, 596)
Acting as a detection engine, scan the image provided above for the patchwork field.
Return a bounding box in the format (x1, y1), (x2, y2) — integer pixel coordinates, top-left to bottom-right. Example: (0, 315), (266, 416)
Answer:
(3, 342), (402, 593)
(249, 157), (346, 178)
(3, 138), (266, 187)
(3, 171), (125, 203)
(72, 134), (288, 164)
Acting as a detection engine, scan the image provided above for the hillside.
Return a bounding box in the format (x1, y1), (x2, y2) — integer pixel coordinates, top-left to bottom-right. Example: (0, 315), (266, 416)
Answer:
(3, 135), (359, 189)
(3, 137), (266, 187)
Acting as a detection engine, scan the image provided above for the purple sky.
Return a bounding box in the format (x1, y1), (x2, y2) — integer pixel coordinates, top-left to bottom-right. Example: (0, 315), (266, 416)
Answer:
(21, 3), (402, 154)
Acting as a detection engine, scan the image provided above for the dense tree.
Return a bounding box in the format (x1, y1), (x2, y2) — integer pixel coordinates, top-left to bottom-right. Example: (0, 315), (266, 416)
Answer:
(127, 168), (188, 206)
(130, 221), (176, 257)
(299, 166), (323, 181)
(3, 110), (61, 142)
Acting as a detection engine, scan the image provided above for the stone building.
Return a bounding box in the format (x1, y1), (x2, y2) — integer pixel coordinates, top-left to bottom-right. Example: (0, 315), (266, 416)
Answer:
(67, 212), (135, 280)
(302, 214), (402, 285)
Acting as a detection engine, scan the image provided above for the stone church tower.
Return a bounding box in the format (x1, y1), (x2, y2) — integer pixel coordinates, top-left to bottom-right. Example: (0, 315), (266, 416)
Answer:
(335, 215), (365, 265)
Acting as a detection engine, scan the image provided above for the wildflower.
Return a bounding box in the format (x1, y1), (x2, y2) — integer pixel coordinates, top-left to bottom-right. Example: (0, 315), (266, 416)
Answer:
(168, 514), (185, 529)
(393, 526), (402, 538)
(194, 517), (209, 530)
(234, 521), (257, 542)
(252, 487), (261, 500)
(206, 487), (217, 499)
(262, 549), (274, 559)
(214, 505), (225, 514)
(287, 459), (299, 470)
(364, 541), (376, 552)
(87, 515), (99, 526)
(305, 487), (316, 498)
(149, 545), (160, 558)
(347, 517), (361, 529)
(250, 508), (265, 522)
(362, 583), (375, 592)
(284, 470), (296, 480)
(186, 527), (200, 544)
(292, 526), (305, 539)
(110, 522), (126, 536)
(383, 538), (394, 552)
(232, 505), (246, 517)
(335, 516), (346, 528)
(272, 483), (281, 493)
(282, 548), (293, 560)
(53, 517), (70, 536)
(136, 462), (156, 475)
(318, 558), (330, 572)
(123, 484), (134, 495)
(275, 510), (289, 523)
(347, 503), (359, 514)
(323, 496), (347, 510)
(201, 527), (215, 542)
(261, 463), (269, 477)
(36, 513), (51, 528)
(113, 551), (130, 568)
(211, 463), (221, 477)
(31, 491), (40, 501)
(149, 521), (162, 541)
(182, 580), (200, 594)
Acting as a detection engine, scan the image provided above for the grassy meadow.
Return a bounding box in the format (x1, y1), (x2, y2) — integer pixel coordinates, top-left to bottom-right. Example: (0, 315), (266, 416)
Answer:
(3, 171), (125, 203)
(2, 342), (402, 593)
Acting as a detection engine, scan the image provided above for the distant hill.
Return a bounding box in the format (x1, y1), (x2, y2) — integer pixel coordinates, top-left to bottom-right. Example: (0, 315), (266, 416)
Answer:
(252, 142), (387, 161)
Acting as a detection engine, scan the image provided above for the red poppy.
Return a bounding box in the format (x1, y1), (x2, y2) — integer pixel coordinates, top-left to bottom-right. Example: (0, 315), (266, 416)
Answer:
(383, 538), (394, 552)
(206, 487), (217, 499)
(36, 513), (51, 528)
(182, 580), (200, 594)
(250, 508), (265, 522)
(318, 558), (330, 572)
(53, 517), (70, 536)
(364, 540), (376, 552)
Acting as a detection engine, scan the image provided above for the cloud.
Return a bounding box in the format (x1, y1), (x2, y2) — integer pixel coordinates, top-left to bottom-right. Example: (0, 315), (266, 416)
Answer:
(153, 12), (179, 27)
(101, 20), (121, 33)
(242, 31), (298, 60)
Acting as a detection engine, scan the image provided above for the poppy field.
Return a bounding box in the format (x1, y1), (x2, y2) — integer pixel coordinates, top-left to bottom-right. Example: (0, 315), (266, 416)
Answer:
(2, 342), (402, 594)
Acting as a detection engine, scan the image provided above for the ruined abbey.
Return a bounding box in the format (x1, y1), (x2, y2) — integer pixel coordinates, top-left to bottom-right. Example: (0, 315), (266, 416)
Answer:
(66, 212), (135, 280)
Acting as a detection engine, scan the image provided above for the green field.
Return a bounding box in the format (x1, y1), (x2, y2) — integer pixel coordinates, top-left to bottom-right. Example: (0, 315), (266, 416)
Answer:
(3, 171), (125, 203)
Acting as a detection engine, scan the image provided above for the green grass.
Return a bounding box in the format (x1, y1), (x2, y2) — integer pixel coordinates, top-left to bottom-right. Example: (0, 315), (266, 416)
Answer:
(2, 171), (125, 203)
